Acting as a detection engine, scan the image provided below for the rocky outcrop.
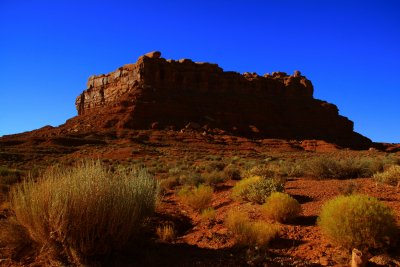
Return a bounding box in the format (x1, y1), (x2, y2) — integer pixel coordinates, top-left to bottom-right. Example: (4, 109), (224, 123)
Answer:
(74, 51), (371, 148)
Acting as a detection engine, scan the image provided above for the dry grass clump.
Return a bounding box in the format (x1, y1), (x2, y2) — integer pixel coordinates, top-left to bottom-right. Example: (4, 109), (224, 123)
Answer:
(11, 160), (158, 263)
(232, 176), (285, 204)
(156, 223), (175, 242)
(225, 210), (279, 248)
(203, 171), (226, 185)
(201, 207), (216, 221)
(373, 165), (400, 186)
(178, 184), (213, 211)
(318, 194), (397, 249)
(262, 192), (301, 222)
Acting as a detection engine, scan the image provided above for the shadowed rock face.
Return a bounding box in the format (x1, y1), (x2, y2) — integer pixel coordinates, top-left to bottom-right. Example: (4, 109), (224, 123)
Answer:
(74, 51), (371, 148)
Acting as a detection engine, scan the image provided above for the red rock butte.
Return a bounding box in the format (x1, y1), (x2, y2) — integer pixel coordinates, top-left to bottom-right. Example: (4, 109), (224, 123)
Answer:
(72, 51), (370, 149)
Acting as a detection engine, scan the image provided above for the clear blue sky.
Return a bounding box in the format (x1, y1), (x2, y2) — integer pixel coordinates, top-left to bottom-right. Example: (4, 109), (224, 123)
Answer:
(1, 0), (399, 143)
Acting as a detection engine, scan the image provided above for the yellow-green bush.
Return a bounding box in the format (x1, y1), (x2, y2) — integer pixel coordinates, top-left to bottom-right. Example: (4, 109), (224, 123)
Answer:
(11, 161), (158, 263)
(225, 210), (279, 247)
(373, 165), (400, 186)
(262, 192), (301, 222)
(201, 207), (216, 221)
(178, 184), (213, 211)
(232, 176), (285, 204)
(318, 194), (397, 249)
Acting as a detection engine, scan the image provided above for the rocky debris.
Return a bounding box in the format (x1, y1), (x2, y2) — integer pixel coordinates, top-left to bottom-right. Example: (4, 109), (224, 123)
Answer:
(71, 51), (371, 149)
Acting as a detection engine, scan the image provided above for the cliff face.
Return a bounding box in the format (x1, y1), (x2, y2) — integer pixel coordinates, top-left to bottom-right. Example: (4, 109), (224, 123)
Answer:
(75, 51), (370, 148)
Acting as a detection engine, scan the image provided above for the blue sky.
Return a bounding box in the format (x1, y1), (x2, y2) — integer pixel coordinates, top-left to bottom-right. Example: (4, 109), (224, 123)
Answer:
(1, 0), (399, 143)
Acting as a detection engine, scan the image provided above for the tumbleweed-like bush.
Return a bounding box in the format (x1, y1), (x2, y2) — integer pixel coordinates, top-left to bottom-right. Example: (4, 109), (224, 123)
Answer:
(262, 192), (301, 222)
(318, 194), (397, 249)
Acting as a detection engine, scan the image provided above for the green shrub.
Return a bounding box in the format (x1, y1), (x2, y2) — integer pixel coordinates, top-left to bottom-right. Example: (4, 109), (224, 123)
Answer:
(232, 176), (285, 204)
(262, 192), (301, 222)
(373, 165), (400, 186)
(178, 184), (213, 211)
(225, 210), (279, 248)
(11, 161), (158, 263)
(318, 194), (397, 249)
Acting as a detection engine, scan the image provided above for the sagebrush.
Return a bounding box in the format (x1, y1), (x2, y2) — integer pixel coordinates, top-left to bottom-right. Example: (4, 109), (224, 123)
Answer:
(11, 161), (158, 263)
(318, 194), (397, 249)
(225, 210), (279, 247)
(262, 192), (301, 222)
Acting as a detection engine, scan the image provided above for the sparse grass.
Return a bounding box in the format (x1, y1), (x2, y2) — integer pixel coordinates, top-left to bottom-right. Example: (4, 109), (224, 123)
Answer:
(201, 207), (216, 221)
(11, 160), (158, 263)
(318, 194), (398, 249)
(178, 184), (213, 211)
(262, 192), (301, 222)
(232, 176), (285, 204)
(225, 210), (279, 248)
(373, 165), (400, 186)
(156, 223), (175, 242)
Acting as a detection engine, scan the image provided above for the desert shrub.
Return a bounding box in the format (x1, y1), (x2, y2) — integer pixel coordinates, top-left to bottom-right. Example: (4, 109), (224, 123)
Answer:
(338, 180), (361, 196)
(201, 207), (216, 221)
(203, 171), (226, 185)
(178, 184), (213, 211)
(278, 160), (305, 177)
(318, 194), (397, 249)
(11, 161), (158, 263)
(223, 164), (242, 180)
(179, 173), (205, 186)
(232, 176), (285, 204)
(373, 165), (400, 186)
(205, 161), (226, 172)
(225, 210), (279, 247)
(159, 176), (180, 192)
(307, 156), (385, 179)
(262, 192), (301, 222)
(156, 223), (175, 242)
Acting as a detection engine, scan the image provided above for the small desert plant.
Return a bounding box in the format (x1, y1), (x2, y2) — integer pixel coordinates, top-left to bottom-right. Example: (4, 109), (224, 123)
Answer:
(201, 207), (216, 221)
(232, 176), (285, 204)
(203, 171), (226, 185)
(223, 164), (242, 180)
(373, 165), (400, 186)
(338, 180), (361, 196)
(179, 173), (205, 186)
(159, 176), (180, 192)
(11, 161), (158, 263)
(225, 210), (279, 247)
(156, 223), (175, 242)
(178, 184), (213, 211)
(318, 194), (398, 249)
(262, 192), (301, 222)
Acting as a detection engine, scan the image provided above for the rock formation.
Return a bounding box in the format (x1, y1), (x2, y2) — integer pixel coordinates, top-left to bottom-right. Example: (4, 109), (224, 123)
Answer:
(74, 51), (370, 148)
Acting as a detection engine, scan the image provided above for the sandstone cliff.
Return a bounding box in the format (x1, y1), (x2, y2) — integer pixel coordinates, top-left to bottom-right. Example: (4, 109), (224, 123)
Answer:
(74, 51), (370, 148)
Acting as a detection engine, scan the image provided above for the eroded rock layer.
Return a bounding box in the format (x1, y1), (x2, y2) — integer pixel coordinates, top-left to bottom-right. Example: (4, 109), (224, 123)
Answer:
(74, 51), (370, 148)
